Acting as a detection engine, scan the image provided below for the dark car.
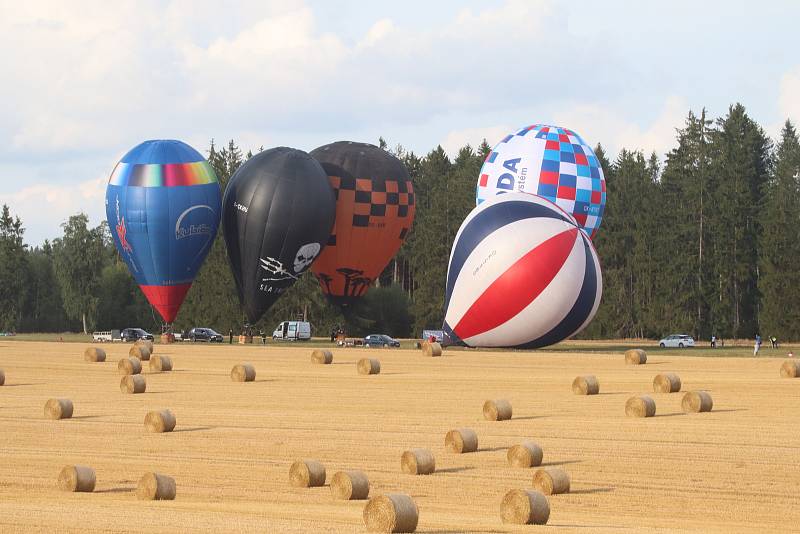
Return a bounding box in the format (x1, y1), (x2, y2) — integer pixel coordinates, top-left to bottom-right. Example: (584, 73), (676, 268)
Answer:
(188, 327), (224, 342)
(121, 328), (154, 342)
(364, 334), (401, 348)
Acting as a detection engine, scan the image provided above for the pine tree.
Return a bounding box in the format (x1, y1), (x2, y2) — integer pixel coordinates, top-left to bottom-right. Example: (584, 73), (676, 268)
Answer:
(0, 205), (30, 331)
(708, 104), (771, 337)
(759, 120), (800, 339)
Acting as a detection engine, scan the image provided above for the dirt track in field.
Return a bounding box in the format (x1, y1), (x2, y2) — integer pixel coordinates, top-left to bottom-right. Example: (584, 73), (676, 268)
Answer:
(0, 341), (798, 533)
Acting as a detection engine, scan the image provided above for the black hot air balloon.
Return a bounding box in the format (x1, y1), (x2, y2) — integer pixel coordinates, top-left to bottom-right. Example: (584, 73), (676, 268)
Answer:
(222, 147), (336, 325)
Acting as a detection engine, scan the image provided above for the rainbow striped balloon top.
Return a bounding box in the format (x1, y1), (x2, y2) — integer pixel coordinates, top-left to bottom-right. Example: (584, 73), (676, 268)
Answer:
(108, 139), (218, 187)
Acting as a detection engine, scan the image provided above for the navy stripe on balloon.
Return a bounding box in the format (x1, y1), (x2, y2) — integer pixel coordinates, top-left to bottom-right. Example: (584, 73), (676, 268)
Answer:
(513, 231), (599, 349)
(443, 199), (574, 312)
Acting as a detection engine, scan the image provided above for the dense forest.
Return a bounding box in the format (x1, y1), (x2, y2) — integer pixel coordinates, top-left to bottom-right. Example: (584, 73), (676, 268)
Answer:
(1, 103), (799, 341)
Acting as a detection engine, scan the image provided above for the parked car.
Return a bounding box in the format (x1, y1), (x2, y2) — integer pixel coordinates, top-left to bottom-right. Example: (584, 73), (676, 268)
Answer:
(364, 334), (401, 348)
(658, 334), (695, 348)
(121, 328), (154, 342)
(188, 327), (224, 342)
(272, 321), (311, 341)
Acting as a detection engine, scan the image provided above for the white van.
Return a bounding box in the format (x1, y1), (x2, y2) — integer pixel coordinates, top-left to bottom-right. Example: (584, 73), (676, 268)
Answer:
(272, 321), (311, 341)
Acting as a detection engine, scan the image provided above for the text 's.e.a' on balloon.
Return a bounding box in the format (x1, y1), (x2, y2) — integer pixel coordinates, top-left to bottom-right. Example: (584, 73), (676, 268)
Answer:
(222, 147), (336, 324)
(476, 124), (606, 239)
(309, 141), (415, 307)
(443, 192), (602, 349)
(105, 139), (221, 323)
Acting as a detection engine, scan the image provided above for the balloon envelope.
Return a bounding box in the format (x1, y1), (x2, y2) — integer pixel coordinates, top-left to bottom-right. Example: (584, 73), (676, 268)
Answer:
(309, 141), (415, 307)
(475, 124), (606, 239)
(105, 139), (221, 323)
(222, 147), (336, 324)
(443, 192), (601, 349)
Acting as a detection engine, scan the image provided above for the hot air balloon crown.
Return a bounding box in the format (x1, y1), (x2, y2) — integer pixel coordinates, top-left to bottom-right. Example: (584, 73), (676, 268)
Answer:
(109, 139), (218, 187)
(105, 139), (221, 325)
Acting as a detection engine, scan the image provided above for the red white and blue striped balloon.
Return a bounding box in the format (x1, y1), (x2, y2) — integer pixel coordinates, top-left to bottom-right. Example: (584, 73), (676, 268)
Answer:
(443, 192), (602, 349)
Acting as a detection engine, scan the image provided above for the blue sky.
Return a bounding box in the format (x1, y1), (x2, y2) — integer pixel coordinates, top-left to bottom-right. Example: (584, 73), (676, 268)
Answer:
(0, 0), (798, 245)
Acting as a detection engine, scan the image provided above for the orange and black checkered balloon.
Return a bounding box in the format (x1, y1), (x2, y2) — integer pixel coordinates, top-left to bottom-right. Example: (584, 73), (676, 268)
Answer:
(310, 141), (415, 306)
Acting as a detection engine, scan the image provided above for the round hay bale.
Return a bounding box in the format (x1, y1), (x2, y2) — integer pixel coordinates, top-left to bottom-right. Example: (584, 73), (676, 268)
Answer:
(363, 493), (419, 533)
(624, 348), (647, 365)
(231, 363), (256, 382)
(149, 355), (173, 372)
(681, 391), (713, 413)
(357, 358), (381, 375)
(120, 374), (146, 394)
(330, 470), (370, 500)
(507, 441), (543, 468)
(422, 342), (442, 357)
(0, 369), (4, 386)
(289, 460), (326, 487)
(44, 398), (73, 420)
(135, 339), (154, 353)
(401, 448), (435, 475)
(57, 465), (96, 492)
(137, 472), (176, 500)
(572, 375), (599, 395)
(501, 489), (550, 525)
(483, 399), (512, 421)
(129, 344), (151, 361)
(83, 347), (106, 363)
(118, 357), (142, 375)
(145, 409), (176, 432)
(780, 360), (800, 378)
(311, 349), (333, 364)
(625, 395), (656, 417)
(444, 428), (478, 453)
(653, 372), (681, 393)
(532, 467), (571, 495)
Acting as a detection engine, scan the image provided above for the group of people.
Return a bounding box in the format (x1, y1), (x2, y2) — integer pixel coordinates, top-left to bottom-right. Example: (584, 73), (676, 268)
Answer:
(753, 334), (779, 355)
(710, 334), (781, 355)
(226, 327), (268, 344)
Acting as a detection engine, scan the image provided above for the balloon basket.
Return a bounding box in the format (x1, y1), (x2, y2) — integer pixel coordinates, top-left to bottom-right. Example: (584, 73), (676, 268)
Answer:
(160, 333), (175, 344)
(238, 335), (254, 344)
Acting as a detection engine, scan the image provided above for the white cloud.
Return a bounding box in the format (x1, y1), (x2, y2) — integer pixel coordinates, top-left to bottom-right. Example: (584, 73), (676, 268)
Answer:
(0, 175), (107, 244)
(440, 125), (512, 157)
(778, 66), (800, 126)
(553, 95), (689, 158)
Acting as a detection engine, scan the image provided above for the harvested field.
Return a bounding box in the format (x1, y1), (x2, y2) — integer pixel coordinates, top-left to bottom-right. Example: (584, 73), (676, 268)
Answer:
(0, 340), (798, 532)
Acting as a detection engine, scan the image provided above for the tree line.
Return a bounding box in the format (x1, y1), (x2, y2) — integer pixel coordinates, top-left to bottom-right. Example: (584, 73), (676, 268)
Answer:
(1, 103), (798, 341)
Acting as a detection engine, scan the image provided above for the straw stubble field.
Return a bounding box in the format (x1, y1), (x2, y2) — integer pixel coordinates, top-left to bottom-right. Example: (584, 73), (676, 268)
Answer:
(0, 341), (798, 533)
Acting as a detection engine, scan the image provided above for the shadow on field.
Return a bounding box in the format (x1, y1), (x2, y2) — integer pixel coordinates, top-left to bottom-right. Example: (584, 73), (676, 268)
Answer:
(707, 408), (747, 414)
(435, 466), (475, 474)
(569, 487), (615, 495)
(1, 383), (35, 387)
(477, 446), (507, 453)
(511, 415), (547, 421)
(71, 415), (103, 420)
(95, 487), (134, 494)
(172, 426), (213, 433)
(541, 460), (582, 467)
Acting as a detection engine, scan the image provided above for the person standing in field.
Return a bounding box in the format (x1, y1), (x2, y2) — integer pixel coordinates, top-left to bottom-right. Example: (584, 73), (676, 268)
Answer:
(754, 334), (762, 356)
(229, 329), (233, 344)
(711, 335), (716, 348)
(771, 336), (777, 349)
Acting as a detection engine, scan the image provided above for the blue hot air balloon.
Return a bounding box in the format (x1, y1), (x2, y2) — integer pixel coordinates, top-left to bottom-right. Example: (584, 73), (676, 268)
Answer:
(105, 140), (221, 324)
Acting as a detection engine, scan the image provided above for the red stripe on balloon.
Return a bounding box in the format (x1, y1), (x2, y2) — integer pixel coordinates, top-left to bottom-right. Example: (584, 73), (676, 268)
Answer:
(453, 228), (577, 340)
(139, 283), (192, 323)
(163, 164), (193, 186)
